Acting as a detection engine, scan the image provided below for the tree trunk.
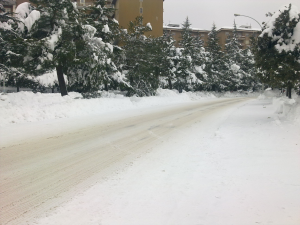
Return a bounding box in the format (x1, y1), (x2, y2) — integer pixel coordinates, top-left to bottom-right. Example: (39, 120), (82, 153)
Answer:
(104, 82), (108, 91)
(52, 87), (55, 93)
(2, 76), (6, 93)
(168, 78), (172, 90)
(17, 86), (20, 92)
(56, 65), (68, 96)
(287, 86), (292, 99)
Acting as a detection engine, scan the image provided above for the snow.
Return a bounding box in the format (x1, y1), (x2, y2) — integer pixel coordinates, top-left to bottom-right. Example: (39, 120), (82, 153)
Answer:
(35, 70), (68, 87)
(15, 3), (40, 32)
(112, 18), (119, 24)
(0, 89), (257, 127)
(146, 22), (152, 30)
(102, 24), (110, 33)
(83, 24), (97, 39)
(230, 64), (240, 73)
(1, 89), (299, 225)
(23, 10), (40, 31)
(260, 4), (300, 53)
(15, 2), (31, 19)
(12, 91), (297, 225)
(47, 27), (62, 51)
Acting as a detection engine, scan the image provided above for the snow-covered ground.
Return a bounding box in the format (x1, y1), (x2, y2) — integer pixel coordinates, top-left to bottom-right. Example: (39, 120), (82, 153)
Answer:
(0, 89), (256, 127)
(1, 89), (300, 225)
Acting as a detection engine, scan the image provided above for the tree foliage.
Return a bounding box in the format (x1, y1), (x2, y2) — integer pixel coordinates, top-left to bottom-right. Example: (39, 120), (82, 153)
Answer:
(253, 4), (300, 98)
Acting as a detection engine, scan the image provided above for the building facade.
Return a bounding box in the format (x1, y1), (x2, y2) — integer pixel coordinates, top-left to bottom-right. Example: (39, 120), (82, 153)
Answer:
(1, 0), (16, 13)
(164, 24), (209, 47)
(218, 26), (260, 50)
(163, 24), (260, 50)
(14, 0), (164, 37)
(111, 0), (164, 37)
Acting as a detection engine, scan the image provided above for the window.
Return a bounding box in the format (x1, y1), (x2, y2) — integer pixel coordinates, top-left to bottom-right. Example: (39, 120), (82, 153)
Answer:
(140, 7), (143, 14)
(4, 7), (11, 13)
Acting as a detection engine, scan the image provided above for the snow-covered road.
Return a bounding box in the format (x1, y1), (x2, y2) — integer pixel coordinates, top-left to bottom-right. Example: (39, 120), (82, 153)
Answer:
(1, 98), (249, 225)
(1, 96), (299, 225)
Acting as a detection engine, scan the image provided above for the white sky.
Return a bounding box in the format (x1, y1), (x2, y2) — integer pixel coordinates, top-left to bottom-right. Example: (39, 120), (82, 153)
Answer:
(163, 0), (300, 30)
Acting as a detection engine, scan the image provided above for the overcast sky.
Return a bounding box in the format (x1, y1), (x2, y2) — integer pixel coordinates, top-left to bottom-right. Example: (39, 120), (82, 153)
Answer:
(163, 0), (300, 30)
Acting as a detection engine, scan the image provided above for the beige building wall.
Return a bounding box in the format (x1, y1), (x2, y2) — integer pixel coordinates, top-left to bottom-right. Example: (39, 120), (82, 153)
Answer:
(218, 28), (260, 50)
(2, 0), (16, 13)
(163, 27), (209, 48)
(114, 0), (163, 37)
(163, 26), (260, 51)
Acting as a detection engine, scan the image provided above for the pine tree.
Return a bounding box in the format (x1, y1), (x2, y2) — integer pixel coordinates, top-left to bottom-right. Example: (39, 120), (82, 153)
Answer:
(173, 17), (203, 92)
(223, 21), (244, 91)
(253, 4), (300, 98)
(156, 32), (177, 90)
(240, 48), (261, 91)
(0, 3), (38, 92)
(17, 0), (124, 96)
(121, 16), (160, 96)
(204, 23), (225, 91)
(67, 0), (126, 93)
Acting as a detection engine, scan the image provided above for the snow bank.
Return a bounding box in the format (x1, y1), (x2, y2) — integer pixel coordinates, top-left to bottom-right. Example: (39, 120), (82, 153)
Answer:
(258, 89), (300, 124)
(272, 95), (300, 124)
(0, 89), (257, 126)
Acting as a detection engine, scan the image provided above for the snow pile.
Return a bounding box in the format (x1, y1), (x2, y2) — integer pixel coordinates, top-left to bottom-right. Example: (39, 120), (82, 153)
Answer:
(220, 91), (259, 98)
(258, 89), (300, 124)
(272, 94), (300, 124)
(0, 89), (257, 126)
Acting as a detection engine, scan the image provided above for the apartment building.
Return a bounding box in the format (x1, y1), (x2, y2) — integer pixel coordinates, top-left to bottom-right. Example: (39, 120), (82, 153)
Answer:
(164, 24), (209, 47)
(163, 24), (261, 50)
(218, 26), (260, 50)
(111, 0), (164, 37)
(0, 0), (16, 13)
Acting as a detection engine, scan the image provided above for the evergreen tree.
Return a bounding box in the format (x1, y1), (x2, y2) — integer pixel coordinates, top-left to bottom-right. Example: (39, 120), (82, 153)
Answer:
(240, 48), (261, 91)
(16, 0), (124, 96)
(0, 3), (38, 92)
(67, 0), (126, 93)
(122, 16), (159, 96)
(174, 17), (203, 92)
(253, 4), (300, 98)
(223, 21), (244, 91)
(157, 32), (177, 90)
(204, 23), (225, 91)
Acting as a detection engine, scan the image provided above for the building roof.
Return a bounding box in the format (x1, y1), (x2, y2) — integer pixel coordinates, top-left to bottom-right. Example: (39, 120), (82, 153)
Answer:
(219, 26), (261, 31)
(164, 25), (261, 32)
(163, 25), (209, 32)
